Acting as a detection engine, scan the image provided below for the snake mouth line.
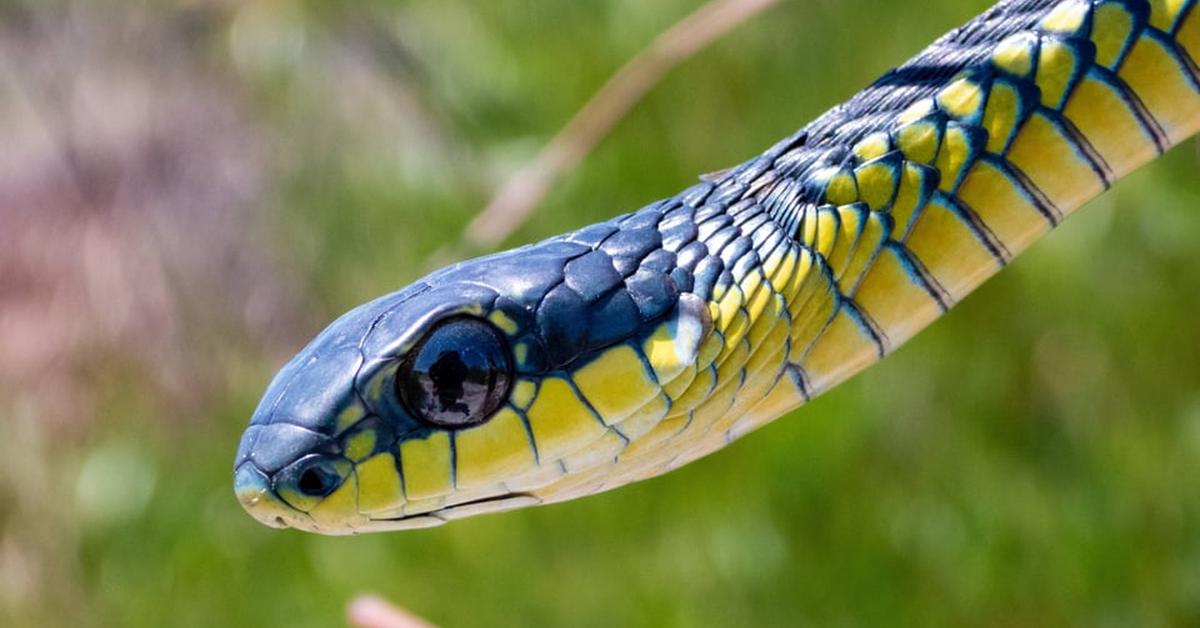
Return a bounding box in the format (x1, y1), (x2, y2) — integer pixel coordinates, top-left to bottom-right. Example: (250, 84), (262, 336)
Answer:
(236, 455), (544, 533)
(364, 493), (543, 531)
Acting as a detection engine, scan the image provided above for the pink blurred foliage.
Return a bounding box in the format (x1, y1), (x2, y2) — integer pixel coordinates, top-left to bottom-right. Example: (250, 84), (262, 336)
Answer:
(0, 1), (308, 429)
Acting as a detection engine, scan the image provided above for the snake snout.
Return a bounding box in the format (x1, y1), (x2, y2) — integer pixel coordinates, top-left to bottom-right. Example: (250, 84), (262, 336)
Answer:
(233, 421), (354, 532)
(233, 461), (296, 529)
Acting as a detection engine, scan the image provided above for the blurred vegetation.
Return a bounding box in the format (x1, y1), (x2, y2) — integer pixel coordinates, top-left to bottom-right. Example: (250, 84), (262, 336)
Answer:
(1, 0), (1199, 626)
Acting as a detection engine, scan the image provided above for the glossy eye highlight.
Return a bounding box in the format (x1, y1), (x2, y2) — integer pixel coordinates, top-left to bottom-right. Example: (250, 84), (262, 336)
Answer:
(397, 316), (512, 429)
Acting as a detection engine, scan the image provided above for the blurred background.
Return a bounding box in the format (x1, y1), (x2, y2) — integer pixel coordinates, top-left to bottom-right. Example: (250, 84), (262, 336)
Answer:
(2, 0), (1199, 625)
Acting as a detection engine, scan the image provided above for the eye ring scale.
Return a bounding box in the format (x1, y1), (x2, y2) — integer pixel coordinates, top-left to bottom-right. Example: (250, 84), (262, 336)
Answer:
(396, 316), (513, 429)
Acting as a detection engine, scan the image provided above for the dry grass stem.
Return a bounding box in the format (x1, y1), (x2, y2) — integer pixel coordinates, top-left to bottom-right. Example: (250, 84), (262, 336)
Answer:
(462, 0), (781, 251)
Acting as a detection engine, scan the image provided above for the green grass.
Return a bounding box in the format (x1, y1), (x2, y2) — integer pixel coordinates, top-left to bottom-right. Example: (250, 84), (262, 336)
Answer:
(5, 0), (1200, 626)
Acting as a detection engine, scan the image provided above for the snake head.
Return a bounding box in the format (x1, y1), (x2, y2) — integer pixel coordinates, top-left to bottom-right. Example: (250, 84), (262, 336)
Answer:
(232, 273), (534, 534)
(234, 228), (716, 535)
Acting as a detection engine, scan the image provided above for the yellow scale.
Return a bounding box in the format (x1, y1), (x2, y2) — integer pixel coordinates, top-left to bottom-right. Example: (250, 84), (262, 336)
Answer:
(356, 0), (1200, 516)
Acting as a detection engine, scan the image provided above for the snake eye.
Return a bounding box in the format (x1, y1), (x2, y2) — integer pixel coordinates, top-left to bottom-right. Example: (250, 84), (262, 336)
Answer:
(397, 316), (512, 429)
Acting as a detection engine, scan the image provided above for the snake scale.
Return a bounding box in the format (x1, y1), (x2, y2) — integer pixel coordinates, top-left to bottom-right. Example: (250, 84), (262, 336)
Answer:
(234, 0), (1200, 534)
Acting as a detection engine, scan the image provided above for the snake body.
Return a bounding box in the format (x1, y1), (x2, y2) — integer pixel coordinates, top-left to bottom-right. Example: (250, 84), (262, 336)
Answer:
(235, 0), (1200, 534)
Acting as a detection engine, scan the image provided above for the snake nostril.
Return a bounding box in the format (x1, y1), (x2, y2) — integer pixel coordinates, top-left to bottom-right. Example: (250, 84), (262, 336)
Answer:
(271, 454), (350, 510)
(293, 457), (343, 498)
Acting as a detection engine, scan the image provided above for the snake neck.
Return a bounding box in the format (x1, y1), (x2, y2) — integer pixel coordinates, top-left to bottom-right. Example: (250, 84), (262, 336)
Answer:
(656, 0), (1200, 398)
(535, 0), (1200, 488)
(509, 0), (1200, 508)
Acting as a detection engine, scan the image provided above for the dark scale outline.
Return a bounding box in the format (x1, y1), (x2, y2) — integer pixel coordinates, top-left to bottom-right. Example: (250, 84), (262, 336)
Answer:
(1001, 156), (1066, 224)
(935, 190), (1014, 264)
(842, 299), (889, 359)
(1168, 0), (1199, 36)
(939, 121), (991, 192)
(970, 154), (1061, 226)
(784, 257), (843, 367)
(1085, 65), (1171, 151)
(998, 108), (1112, 203)
(509, 404), (542, 466)
(829, 203), (871, 283)
(893, 162), (942, 241)
(886, 241), (953, 312)
(558, 371), (616, 430)
(448, 432), (459, 490)
(1050, 107), (1117, 185)
(842, 211), (894, 298)
(982, 76), (1040, 155)
(391, 442), (408, 505)
(1090, 0), (1149, 71)
(1145, 24), (1200, 89)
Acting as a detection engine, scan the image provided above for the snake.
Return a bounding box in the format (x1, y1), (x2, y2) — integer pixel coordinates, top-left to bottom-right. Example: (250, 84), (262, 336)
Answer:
(234, 0), (1200, 535)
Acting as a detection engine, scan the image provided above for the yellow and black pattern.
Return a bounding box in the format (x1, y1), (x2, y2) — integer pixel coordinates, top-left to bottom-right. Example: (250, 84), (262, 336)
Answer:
(525, 0), (1200, 505)
(235, 0), (1200, 534)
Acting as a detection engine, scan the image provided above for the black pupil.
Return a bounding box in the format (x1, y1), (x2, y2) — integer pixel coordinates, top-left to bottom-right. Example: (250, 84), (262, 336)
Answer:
(298, 467), (331, 496)
(399, 317), (512, 428)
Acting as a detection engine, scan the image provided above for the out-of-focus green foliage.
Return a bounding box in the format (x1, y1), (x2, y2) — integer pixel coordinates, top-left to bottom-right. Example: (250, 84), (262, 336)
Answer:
(2, 0), (1199, 626)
